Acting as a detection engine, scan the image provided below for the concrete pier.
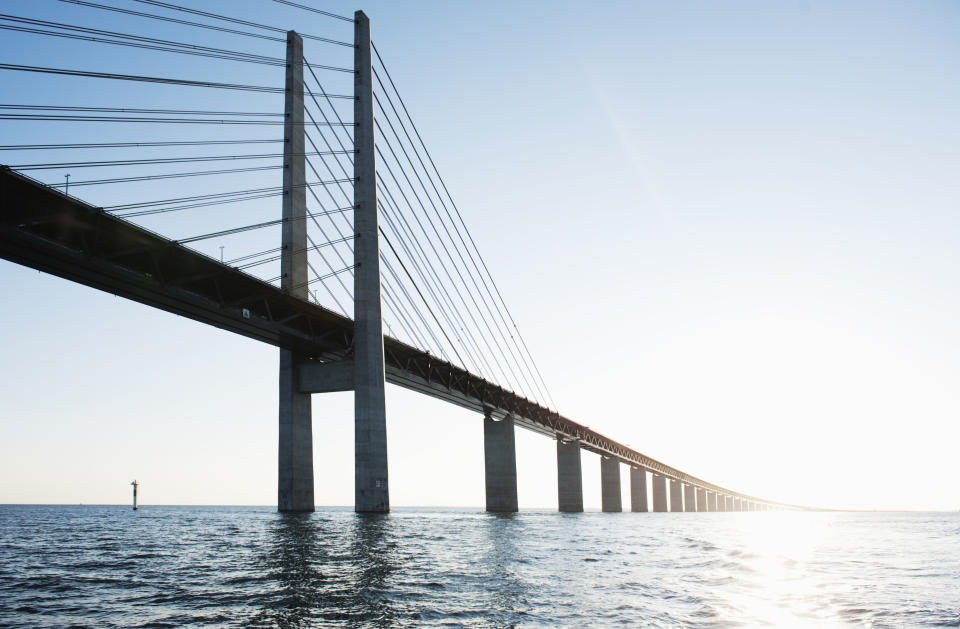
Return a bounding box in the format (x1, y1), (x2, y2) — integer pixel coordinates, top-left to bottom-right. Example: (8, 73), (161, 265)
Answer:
(600, 456), (622, 512)
(353, 11), (390, 513)
(557, 438), (583, 512)
(709, 491), (718, 512)
(719, 494), (727, 512)
(684, 483), (697, 512)
(483, 412), (518, 513)
(652, 474), (668, 512)
(669, 479), (683, 512)
(630, 467), (648, 512)
(696, 487), (707, 512)
(277, 30), (314, 513)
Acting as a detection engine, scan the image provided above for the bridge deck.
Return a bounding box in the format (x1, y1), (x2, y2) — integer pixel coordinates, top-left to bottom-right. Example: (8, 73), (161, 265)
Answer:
(0, 167), (782, 506)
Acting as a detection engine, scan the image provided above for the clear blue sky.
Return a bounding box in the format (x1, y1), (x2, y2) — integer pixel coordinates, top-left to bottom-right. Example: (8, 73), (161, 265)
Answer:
(1, 0), (958, 510)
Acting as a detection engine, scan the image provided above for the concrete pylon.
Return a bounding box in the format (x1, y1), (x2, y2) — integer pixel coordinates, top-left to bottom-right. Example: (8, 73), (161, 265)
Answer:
(557, 438), (583, 512)
(696, 487), (707, 512)
(483, 412), (518, 513)
(600, 456), (622, 512)
(652, 474), (668, 512)
(353, 11), (390, 513)
(630, 467), (648, 512)
(669, 479), (683, 512)
(277, 30), (314, 513)
(708, 491), (718, 512)
(684, 483), (697, 512)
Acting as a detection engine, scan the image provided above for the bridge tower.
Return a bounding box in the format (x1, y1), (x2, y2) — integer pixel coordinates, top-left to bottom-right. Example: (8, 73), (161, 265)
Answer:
(277, 29), (314, 512)
(278, 12), (389, 513)
(351, 10), (390, 513)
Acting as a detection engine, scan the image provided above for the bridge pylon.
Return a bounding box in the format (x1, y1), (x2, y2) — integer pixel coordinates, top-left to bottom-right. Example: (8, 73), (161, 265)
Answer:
(277, 29), (314, 513)
(351, 10), (390, 513)
(279, 13), (390, 514)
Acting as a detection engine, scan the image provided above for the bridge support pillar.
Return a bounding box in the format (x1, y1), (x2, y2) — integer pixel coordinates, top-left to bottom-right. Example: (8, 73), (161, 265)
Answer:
(708, 491), (718, 512)
(652, 474), (668, 512)
(630, 467), (648, 512)
(557, 438), (583, 513)
(684, 483), (697, 512)
(696, 487), (707, 512)
(670, 479), (684, 512)
(600, 457), (621, 512)
(277, 30), (314, 513)
(279, 352), (314, 511)
(353, 11), (390, 513)
(483, 412), (518, 513)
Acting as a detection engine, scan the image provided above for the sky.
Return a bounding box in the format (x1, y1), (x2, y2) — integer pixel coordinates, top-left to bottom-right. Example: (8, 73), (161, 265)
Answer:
(0, 0), (958, 511)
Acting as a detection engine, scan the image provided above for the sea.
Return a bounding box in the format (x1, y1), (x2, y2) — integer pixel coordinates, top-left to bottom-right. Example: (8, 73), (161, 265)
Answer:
(0, 505), (957, 628)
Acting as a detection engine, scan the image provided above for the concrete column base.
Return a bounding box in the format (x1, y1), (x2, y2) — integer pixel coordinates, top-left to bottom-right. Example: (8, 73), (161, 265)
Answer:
(278, 349), (314, 512)
(483, 413), (518, 513)
(652, 474), (668, 512)
(557, 438), (583, 513)
(600, 456), (622, 512)
(670, 479), (684, 512)
(630, 467), (648, 512)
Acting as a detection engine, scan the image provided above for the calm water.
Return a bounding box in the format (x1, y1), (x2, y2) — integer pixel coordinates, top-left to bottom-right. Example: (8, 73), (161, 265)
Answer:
(0, 506), (957, 628)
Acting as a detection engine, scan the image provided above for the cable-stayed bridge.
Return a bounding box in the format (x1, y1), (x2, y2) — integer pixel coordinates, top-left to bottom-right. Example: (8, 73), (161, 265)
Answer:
(0, 1), (802, 513)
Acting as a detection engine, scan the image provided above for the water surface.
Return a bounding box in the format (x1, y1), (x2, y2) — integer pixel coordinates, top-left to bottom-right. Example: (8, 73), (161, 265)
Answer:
(0, 506), (957, 627)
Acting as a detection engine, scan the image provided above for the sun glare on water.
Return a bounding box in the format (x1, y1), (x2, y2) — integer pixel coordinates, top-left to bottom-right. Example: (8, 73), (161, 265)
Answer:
(718, 512), (855, 627)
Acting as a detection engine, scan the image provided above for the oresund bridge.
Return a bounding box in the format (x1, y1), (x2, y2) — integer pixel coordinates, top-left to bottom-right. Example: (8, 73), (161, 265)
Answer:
(0, 2), (804, 513)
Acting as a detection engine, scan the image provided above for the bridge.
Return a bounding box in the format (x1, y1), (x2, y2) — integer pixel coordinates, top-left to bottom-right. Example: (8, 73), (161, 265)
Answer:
(0, 3), (803, 514)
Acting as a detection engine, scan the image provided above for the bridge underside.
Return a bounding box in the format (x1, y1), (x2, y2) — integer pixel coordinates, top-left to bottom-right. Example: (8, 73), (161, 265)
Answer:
(0, 167), (781, 507)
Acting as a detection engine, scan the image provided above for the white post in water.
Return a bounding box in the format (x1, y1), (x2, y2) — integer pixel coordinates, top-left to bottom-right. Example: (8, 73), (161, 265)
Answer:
(130, 480), (139, 510)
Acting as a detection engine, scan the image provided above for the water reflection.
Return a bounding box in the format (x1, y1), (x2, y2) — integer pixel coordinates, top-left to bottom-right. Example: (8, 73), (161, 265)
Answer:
(249, 512), (398, 628)
(347, 514), (397, 627)
(481, 513), (528, 623)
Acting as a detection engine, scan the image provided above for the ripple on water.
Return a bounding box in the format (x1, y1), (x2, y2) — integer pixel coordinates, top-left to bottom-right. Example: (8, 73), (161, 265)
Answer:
(0, 507), (958, 627)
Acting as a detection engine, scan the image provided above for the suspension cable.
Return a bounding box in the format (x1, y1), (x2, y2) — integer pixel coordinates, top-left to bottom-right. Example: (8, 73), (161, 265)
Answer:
(0, 64), (352, 98)
(173, 207), (356, 245)
(11, 152), (350, 170)
(269, 0), (354, 23)
(51, 164), (282, 188)
(115, 190), (282, 218)
(107, 180), (346, 211)
(373, 41), (558, 408)
(129, 0), (352, 47)
(0, 104), (283, 116)
(377, 182), (490, 378)
(0, 21), (284, 67)
(375, 139), (516, 391)
(0, 139), (283, 150)
(0, 114), (316, 125)
(56, 0), (287, 43)
(373, 89), (541, 403)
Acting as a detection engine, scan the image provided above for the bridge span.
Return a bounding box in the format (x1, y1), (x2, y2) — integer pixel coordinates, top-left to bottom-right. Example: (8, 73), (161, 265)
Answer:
(0, 165), (795, 514)
(0, 9), (805, 514)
